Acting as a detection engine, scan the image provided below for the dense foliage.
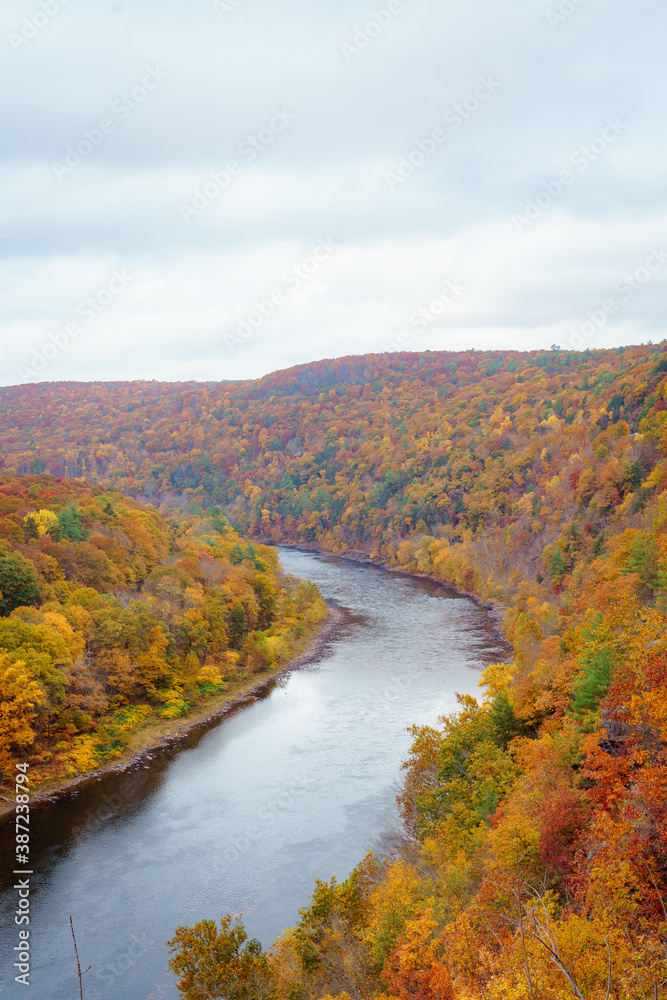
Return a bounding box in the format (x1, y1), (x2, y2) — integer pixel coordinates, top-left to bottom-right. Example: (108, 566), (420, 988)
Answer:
(3, 343), (667, 996)
(2, 349), (665, 550)
(167, 915), (274, 1000)
(0, 475), (326, 784)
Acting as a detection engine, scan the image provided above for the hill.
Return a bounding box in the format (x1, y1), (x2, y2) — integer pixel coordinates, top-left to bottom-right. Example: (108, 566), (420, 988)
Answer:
(3, 344), (667, 997)
(0, 474), (326, 789)
(2, 345), (667, 618)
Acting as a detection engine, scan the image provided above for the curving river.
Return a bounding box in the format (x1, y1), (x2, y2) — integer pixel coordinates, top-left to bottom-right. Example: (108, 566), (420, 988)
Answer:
(0, 549), (507, 1000)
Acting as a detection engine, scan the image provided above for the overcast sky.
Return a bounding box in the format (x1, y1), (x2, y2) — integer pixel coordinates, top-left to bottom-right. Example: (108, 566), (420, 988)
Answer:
(0, 0), (665, 386)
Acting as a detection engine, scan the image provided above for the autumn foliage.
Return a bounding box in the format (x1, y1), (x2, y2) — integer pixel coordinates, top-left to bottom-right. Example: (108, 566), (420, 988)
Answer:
(2, 343), (667, 996)
(0, 475), (327, 785)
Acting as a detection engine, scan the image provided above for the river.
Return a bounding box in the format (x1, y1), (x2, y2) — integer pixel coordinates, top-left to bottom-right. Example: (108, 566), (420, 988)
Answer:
(0, 548), (507, 999)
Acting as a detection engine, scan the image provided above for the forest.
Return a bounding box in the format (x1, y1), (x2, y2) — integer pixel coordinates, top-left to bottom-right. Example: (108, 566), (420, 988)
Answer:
(2, 342), (667, 997)
(0, 474), (326, 787)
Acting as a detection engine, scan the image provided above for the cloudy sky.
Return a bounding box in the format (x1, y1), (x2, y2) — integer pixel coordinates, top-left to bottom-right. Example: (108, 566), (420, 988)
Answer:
(0, 0), (665, 386)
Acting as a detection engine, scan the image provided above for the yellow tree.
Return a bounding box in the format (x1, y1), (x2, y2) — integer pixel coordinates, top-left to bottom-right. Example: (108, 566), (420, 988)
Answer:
(0, 654), (43, 772)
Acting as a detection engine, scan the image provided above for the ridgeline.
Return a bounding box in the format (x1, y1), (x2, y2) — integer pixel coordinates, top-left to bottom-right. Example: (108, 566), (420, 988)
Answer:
(2, 344), (667, 997)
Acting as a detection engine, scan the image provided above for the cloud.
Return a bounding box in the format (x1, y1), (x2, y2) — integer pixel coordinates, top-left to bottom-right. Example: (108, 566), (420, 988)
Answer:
(1, 0), (666, 386)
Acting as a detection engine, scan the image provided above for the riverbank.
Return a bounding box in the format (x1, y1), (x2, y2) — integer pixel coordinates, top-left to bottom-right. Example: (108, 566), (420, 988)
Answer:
(0, 602), (343, 822)
(1, 543), (509, 822)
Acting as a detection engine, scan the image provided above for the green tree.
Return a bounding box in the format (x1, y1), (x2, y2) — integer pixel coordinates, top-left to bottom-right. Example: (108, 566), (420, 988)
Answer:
(656, 564), (667, 613)
(102, 500), (118, 521)
(0, 553), (41, 616)
(622, 535), (659, 598)
(228, 603), (247, 648)
(167, 915), (274, 1000)
(207, 506), (229, 533)
(52, 503), (89, 542)
(230, 544), (245, 564)
(252, 573), (277, 629)
(570, 647), (614, 719)
(490, 691), (529, 749)
(23, 514), (39, 542)
(549, 548), (567, 586)
(0, 616), (71, 711)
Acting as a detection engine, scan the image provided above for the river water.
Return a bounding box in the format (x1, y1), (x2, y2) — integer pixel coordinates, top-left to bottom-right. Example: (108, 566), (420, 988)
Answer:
(0, 549), (507, 1000)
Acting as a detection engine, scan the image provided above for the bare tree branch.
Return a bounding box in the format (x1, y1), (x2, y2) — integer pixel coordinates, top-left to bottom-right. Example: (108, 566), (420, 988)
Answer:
(69, 916), (91, 1000)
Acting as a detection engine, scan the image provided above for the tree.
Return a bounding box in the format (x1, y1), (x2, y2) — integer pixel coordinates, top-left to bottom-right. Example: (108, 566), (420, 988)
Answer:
(549, 548), (567, 587)
(102, 500), (118, 521)
(381, 909), (453, 1000)
(0, 616), (71, 722)
(490, 691), (528, 749)
(0, 553), (41, 616)
(23, 515), (38, 542)
(0, 654), (43, 772)
(52, 503), (88, 542)
(167, 915), (274, 1000)
(208, 506), (229, 533)
(135, 624), (171, 696)
(230, 544), (245, 565)
(24, 509), (57, 539)
(228, 603), (247, 649)
(570, 648), (613, 719)
(657, 564), (667, 613)
(622, 535), (659, 598)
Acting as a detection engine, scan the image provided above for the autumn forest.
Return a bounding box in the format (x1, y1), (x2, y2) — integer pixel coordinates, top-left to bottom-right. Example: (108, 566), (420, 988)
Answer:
(2, 343), (667, 999)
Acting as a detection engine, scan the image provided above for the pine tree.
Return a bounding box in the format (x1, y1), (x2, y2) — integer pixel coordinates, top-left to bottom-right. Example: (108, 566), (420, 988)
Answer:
(656, 564), (667, 613)
(52, 503), (88, 542)
(571, 647), (614, 719)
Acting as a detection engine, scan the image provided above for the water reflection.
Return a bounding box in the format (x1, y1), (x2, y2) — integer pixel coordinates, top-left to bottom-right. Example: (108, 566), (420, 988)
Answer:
(0, 549), (508, 999)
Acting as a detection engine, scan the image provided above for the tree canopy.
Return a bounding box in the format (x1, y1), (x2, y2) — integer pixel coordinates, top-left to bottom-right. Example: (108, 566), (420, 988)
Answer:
(2, 343), (667, 999)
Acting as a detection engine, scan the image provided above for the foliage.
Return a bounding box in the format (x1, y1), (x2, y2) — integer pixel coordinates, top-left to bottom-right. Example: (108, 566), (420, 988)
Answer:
(167, 915), (274, 1000)
(0, 653), (43, 773)
(3, 345), (667, 997)
(51, 502), (88, 542)
(0, 475), (327, 785)
(0, 551), (41, 616)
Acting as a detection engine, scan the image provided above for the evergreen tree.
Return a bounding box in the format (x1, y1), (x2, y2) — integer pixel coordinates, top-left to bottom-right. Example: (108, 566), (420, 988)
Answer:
(571, 647), (614, 719)
(656, 564), (667, 613)
(52, 503), (88, 542)
(230, 543), (245, 564)
(622, 536), (659, 598)
(550, 548), (567, 586)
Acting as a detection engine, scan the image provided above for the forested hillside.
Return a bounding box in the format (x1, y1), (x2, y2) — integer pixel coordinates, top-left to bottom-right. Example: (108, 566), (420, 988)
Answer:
(2, 345), (667, 637)
(0, 475), (326, 788)
(2, 347), (667, 567)
(3, 343), (667, 997)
